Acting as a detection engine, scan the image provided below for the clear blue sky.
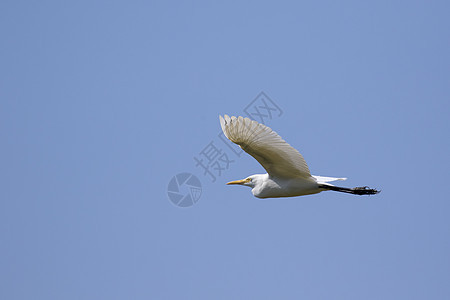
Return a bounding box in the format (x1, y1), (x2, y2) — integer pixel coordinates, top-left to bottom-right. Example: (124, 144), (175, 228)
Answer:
(1, 1), (450, 299)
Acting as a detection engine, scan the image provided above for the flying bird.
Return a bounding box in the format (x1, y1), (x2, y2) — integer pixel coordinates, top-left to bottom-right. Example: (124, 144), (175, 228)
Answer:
(220, 115), (379, 198)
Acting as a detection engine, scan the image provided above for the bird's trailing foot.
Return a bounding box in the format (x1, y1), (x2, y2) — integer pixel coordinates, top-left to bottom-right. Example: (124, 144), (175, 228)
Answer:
(351, 186), (380, 195)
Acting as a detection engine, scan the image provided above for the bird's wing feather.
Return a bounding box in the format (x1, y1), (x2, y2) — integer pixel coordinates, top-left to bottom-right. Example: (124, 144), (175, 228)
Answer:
(220, 115), (311, 178)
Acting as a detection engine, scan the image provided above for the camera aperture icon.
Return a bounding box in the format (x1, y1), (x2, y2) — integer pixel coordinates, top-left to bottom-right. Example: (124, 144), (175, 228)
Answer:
(167, 173), (202, 207)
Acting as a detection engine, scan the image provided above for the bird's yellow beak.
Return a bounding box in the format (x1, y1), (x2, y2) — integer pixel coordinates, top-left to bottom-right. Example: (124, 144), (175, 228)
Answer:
(226, 178), (251, 185)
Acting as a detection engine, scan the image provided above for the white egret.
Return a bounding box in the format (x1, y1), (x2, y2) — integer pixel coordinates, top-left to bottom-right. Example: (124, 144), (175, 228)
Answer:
(220, 115), (379, 198)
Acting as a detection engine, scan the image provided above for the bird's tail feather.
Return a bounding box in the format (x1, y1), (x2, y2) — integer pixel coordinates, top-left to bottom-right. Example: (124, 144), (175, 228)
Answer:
(313, 175), (347, 184)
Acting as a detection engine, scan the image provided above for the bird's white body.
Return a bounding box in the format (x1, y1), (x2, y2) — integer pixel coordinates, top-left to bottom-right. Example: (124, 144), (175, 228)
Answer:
(220, 115), (379, 198)
(243, 174), (320, 198)
(232, 173), (346, 198)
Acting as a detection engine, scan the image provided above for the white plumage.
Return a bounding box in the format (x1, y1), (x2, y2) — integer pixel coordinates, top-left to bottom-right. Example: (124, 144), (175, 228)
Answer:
(220, 115), (379, 198)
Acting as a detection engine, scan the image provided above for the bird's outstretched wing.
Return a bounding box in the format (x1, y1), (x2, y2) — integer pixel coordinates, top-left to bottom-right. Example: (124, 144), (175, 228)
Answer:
(220, 115), (311, 178)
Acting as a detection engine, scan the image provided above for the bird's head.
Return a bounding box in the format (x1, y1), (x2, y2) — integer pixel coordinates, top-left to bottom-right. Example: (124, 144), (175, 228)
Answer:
(226, 174), (265, 188)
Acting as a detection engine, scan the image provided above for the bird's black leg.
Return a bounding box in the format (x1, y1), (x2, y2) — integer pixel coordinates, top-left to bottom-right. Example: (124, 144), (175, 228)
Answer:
(319, 184), (380, 195)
